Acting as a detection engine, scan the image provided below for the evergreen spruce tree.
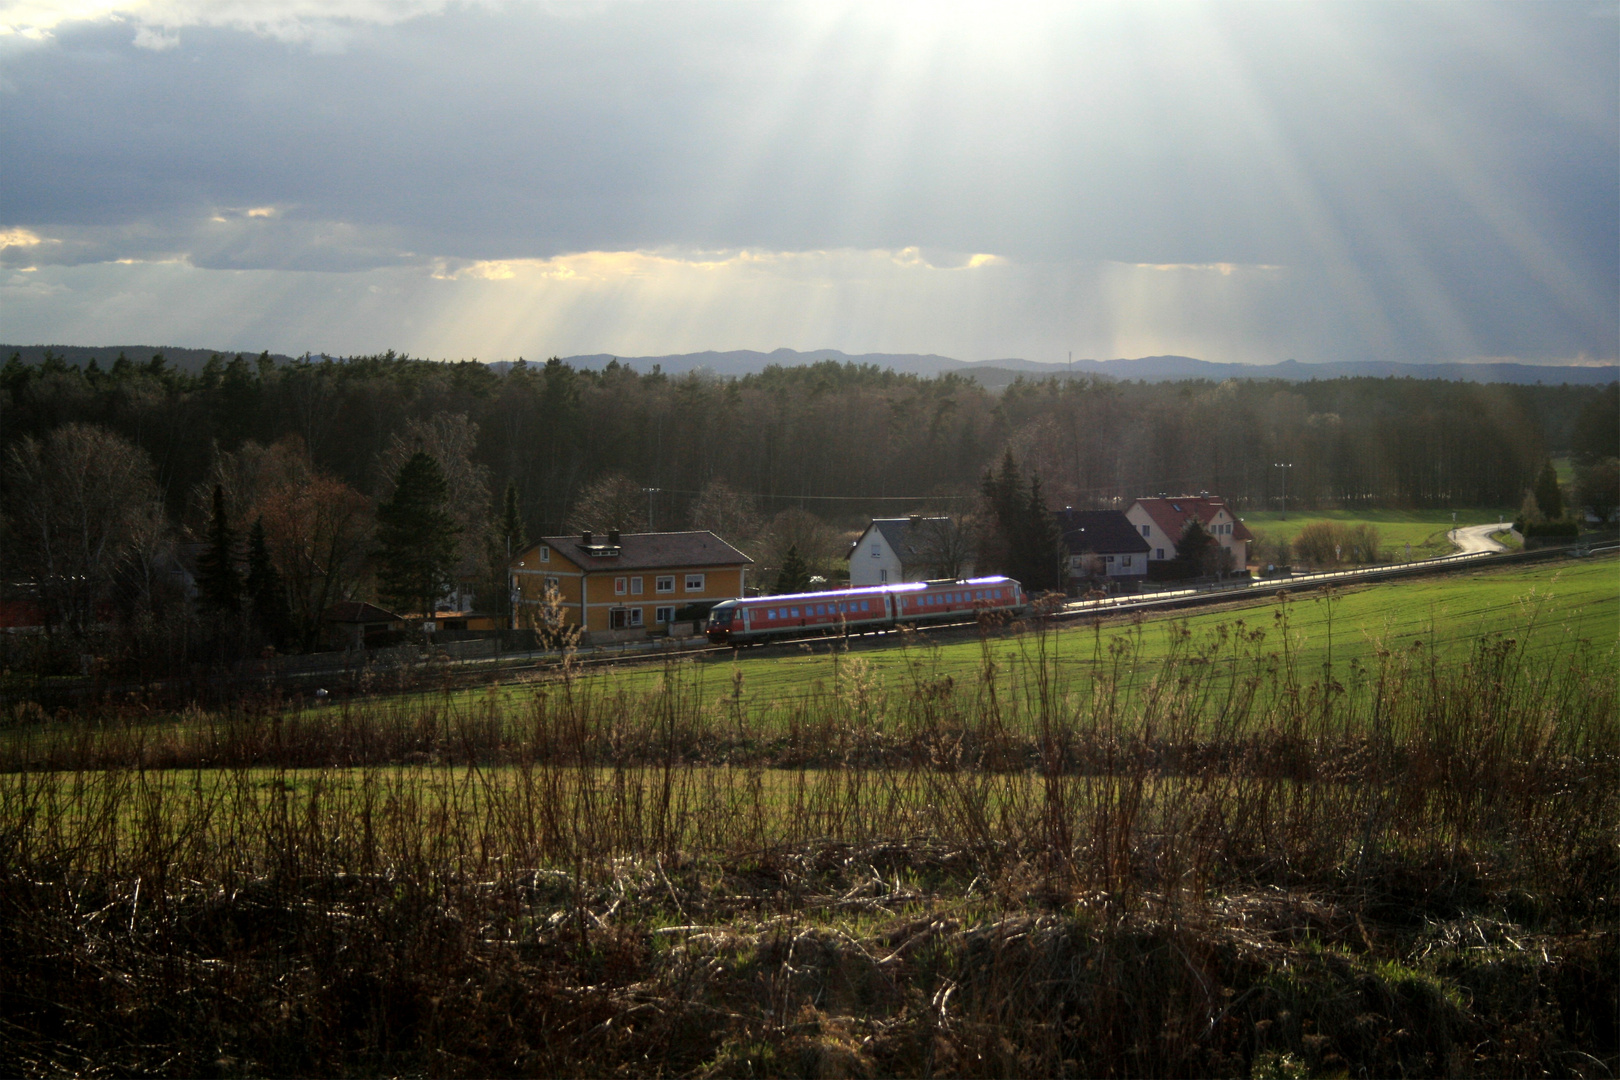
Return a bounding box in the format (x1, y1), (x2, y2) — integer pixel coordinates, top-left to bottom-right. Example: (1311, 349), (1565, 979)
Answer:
(376, 452), (462, 620)
(776, 545), (811, 594)
(1018, 475), (1068, 591)
(196, 483), (242, 612)
(492, 482), (527, 626)
(1533, 460), (1564, 521)
(498, 482), (526, 561)
(979, 450), (1065, 591)
(245, 516), (291, 648)
(1174, 519), (1219, 579)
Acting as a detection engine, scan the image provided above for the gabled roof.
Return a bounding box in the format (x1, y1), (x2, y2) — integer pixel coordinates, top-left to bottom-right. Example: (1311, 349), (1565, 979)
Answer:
(1052, 509), (1152, 555)
(528, 531), (752, 572)
(324, 600), (403, 624)
(849, 516), (960, 567)
(1130, 497), (1254, 542)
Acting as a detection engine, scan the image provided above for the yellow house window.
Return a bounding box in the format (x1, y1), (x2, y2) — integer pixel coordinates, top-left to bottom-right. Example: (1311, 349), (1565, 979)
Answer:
(684, 573), (705, 592)
(631, 576), (643, 594)
(615, 576), (627, 595)
(540, 547), (549, 562)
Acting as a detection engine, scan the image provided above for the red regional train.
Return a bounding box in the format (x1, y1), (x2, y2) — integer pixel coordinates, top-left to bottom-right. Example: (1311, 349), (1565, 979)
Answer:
(704, 576), (1028, 645)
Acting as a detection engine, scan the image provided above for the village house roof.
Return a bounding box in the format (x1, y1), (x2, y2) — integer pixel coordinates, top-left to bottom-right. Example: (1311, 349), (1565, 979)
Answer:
(532, 530), (752, 571)
(848, 516), (958, 566)
(1052, 509), (1152, 555)
(323, 600), (404, 624)
(1131, 497), (1254, 542)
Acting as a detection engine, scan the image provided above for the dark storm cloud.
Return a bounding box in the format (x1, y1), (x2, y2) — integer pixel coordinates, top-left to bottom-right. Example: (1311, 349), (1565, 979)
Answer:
(0, 1), (1614, 363)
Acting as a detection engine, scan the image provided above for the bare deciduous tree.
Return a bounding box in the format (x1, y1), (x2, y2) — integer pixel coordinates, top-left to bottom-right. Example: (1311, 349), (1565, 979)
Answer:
(910, 514), (976, 579)
(253, 474), (373, 650)
(566, 473), (648, 533)
(686, 479), (761, 550)
(4, 423), (166, 633)
(758, 507), (841, 583)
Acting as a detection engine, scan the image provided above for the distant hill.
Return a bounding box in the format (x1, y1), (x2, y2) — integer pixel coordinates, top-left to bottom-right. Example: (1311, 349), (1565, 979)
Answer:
(557, 349), (1618, 386)
(7, 343), (1615, 386)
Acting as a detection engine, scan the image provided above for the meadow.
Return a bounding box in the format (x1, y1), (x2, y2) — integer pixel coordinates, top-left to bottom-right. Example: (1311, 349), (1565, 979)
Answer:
(1240, 507), (1503, 560)
(2, 555), (1616, 1077)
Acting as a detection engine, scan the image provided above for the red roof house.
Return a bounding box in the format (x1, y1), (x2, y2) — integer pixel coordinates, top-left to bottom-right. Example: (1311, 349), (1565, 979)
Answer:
(1125, 496), (1253, 569)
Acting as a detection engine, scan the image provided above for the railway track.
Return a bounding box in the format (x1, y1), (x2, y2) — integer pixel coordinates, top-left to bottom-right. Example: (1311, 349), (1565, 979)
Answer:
(11, 540), (1612, 706)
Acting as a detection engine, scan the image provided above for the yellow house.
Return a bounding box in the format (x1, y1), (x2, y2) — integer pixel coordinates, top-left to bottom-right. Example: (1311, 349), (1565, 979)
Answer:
(510, 530), (751, 639)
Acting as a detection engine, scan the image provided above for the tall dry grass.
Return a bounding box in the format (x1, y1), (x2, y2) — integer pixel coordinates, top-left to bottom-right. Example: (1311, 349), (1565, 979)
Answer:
(2, 598), (1616, 1076)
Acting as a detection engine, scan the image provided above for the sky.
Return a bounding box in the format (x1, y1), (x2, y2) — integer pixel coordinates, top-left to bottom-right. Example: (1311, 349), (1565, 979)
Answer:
(1, 1), (1616, 366)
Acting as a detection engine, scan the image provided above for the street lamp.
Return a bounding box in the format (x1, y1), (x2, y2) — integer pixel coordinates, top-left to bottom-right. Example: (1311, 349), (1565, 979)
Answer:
(642, 487), (661, 531)
(1273, 462), (1292, 519)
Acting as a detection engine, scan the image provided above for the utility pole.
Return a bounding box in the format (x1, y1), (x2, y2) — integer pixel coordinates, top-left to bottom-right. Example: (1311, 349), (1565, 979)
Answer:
(642, 487), (661, 531)
(1273, 462), (1292, 519)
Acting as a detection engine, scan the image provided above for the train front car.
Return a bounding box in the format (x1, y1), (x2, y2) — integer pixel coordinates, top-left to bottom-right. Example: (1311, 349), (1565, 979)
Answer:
(704, 600), (741, 644)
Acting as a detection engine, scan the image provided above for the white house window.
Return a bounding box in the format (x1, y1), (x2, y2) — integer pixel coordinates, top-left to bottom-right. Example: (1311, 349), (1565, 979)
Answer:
(630, 576), (643, 594)
(655, 606), (675, 623)
(684, 573), (705, 591)
(872, 543), (882, 558)
(539, 547), (549, 562)
(655, 575), (675, 593)
(1156, 548), (1164, 559)
(1141, 525), (1150, 536)
(1104, 555), (1115, 563)
(880, 568), (888, 583)
(1122, 556), (1133, 568)
(615, 576), (627, 595)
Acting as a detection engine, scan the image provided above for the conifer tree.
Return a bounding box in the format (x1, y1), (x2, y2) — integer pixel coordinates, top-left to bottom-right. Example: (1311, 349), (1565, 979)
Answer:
(375, 452), (462, 620)
(498, 482), (525, 557)
(776, 544), (811, 594)
(245, 516), (291, 648)
(1533, 460), (1564, 520)
(1019, 475), (1068, 591)
(1174, 519), (1219, 578)
(196, 483), (241, 612)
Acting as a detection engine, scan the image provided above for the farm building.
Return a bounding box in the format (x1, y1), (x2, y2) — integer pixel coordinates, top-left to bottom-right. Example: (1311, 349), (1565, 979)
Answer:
(847, 516), (974, 587)
(1125, 496), (1253, 570)
(510, 530), (751, 642)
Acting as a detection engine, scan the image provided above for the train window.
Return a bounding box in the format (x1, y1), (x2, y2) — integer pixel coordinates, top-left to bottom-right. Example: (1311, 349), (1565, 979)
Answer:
(860, 601), (869, 611)
(790, 608), (800, 618)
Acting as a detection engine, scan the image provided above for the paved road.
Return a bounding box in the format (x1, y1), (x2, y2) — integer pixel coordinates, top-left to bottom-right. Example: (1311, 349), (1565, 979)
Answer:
(1449, 522), (1512, 554)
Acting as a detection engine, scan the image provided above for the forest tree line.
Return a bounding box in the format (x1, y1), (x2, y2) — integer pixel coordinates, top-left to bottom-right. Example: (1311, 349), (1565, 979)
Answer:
(1, 349), (1613, 658)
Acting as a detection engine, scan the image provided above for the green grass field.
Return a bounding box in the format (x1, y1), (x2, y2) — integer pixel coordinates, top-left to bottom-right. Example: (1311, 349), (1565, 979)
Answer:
(593, 553), (1617, 709)
(5, 556), (1615, 1078)
(1240, 507), (1506, 559)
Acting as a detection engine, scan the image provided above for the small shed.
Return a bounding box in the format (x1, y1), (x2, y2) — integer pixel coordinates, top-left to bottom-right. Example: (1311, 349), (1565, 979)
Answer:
(322, 600), (406, 650)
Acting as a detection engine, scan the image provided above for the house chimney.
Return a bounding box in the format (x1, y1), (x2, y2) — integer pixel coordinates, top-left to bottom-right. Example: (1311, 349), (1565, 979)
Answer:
(581, 530), (592, 545)
(608, 529), (621, 546)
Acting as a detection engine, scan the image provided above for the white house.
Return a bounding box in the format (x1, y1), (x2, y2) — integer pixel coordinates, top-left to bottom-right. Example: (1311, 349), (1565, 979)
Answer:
(1125, 496), (1253, 569)
(847, 516), (972, 587)
(1054, 508), (1152, 588)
